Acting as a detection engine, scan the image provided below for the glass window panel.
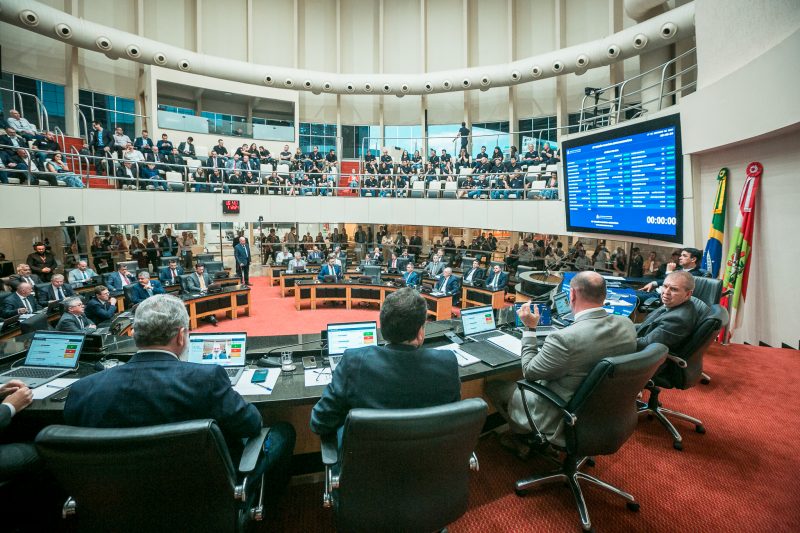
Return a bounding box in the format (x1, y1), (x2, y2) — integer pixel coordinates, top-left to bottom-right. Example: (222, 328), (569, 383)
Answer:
(310, 123), (324, 136)
(299, 122), (310, 135)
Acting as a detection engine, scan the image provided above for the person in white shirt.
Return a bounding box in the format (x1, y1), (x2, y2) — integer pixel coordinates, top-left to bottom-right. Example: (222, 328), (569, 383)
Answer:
(287, 252), (307, 273)
(122, 143), (145, 163)
(112, 127), (132, 159)
(68, 260), (98, 285)
(5, 109), (39, 141)
(275, 247), (293, 264)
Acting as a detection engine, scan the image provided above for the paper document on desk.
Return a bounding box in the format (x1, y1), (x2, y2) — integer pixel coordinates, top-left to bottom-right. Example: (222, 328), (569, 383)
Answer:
(486, 334), (523, 356)
(32, 378), (79, 400)
(305, 368), (333, 387)
(234, 368), (280, 396)
(434, 343), (481, 367)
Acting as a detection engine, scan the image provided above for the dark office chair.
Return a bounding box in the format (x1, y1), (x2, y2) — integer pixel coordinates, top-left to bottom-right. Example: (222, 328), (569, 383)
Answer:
(515, 343), (668, 532)
(178, 273), (193, 293)
(122, 283), (137, 306)
(690, 277), (724, 385)
(35, 419), (270, 533)
(320, 398), (488, 533)
(638, 304), (728, 450)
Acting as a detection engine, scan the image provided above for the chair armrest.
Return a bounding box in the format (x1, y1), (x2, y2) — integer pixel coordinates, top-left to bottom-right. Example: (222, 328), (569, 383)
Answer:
(238, 427), (271, 474)
(667, 353), (688, 368)
(516, 380), (577, 426)
(320, 432), (339, 466)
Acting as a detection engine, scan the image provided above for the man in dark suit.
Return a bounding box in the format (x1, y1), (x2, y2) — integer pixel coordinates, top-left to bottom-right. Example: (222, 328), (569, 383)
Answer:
(159, 229), (179, 257)
(317, 255), (342, 282)
(84, 285), (117, 325)
(234, 236), (251, 286)
(115, 160), (139, 190)
(462, 259), (486, 285)
(128, 272), (166, 305)
(184, 263), (218, 326)
(434, 267), (461, 297)
(55, 297), (96, 333)
(106, 263), (136, 292)
(36, 274), (75, 307)
(641, 247), (711, 292)
(89, 121), (113, 174)
(1, 282), (42, 318)
(6, 263), (40, 291)
(636, 271), (709, 352)
(159, 258), (185, 286)
(133, 130), (155, 156)
(26, 242), (57, 282)
(311, 288), (460, 436)
(485, 265), (509, 291)
(402, 262), (420, 287)
(64, 294), (296, 514)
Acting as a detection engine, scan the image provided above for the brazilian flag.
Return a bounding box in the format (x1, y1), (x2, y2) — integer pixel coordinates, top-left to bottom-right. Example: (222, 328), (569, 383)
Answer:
(703, 168), (727, 277)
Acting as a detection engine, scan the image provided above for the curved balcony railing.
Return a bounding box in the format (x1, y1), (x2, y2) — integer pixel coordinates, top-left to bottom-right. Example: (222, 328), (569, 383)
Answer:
(0, 87), (50, 132)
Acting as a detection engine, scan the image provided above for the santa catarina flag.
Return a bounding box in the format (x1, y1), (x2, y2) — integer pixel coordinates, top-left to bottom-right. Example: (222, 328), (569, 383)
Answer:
(722, 162), (762, 330)
(703, 168), (728, 277)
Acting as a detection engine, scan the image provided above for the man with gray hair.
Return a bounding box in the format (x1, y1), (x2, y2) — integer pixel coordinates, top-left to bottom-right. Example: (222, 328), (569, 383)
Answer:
(129, 271), (166, 305)
(37, 273), (75, 306)
(55, 297), (96, 333)
(64, 294), (296, 517)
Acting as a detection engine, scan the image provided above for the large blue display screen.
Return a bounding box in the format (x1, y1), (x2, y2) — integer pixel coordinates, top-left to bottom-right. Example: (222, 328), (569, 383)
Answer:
(563, 114), (682, 243)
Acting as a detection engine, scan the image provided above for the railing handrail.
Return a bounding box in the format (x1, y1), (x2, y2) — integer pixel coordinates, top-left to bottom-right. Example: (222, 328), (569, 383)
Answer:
(0, 86), (50, 132)
(75, 103), (148, 119)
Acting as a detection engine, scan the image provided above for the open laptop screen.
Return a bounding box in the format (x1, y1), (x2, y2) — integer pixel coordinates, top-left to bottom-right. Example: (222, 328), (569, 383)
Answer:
(461, 306), (496, 336)
(25, 331), (84, 369)
(187, 332), (247, 367)
(327, 321), (377, 356)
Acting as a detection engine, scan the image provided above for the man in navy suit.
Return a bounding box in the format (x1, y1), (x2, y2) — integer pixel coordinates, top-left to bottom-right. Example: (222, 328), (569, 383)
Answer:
(234, 236), (251, 286)
(84, 285), (117, 325)
(158, 258), (185, 286)
(311, 288), (460, 436)
(64, 294), (296, 514)
(317, 255), (342, 282)
(106, 263), (136, 292)
(55, 297), (97, 333)
(462, 259), (486, 285)
(1, 282), (41, 318)
(402, 262), (420, 287)
(485, 264), (509, 291)
(36, 274), (75, 307)
(129, 271), (166, 305)
(435, 267), (461, 297)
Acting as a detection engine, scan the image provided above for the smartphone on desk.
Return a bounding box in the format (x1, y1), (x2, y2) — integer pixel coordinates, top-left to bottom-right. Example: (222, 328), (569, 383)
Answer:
(251, 369), (268, 383)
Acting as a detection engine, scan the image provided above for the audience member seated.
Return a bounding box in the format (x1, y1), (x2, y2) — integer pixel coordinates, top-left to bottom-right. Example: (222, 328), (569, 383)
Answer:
(84, 285), (117, 325)
(434, 267), (461, 299)
(55, 296), (96, 333)
(140, 162), (167, 191)
(115, 160), (139, 190)
(177, 137), (196, 158)
(32, 131), (60, 165)
(310, 288), (460, 437)
(5, 109), (41, 141)
(7, 263), (41, 291)
(44, 152), (83, 187)
(133, 130), (155, 157)
(63, 294), (296, 518)
(1, 281), (41, 318)
(486, 272), (636, 457)
(111, 127), (132, 159)
(106, 263), (136, 291)
(156, 133), (173, 157)
(37, 273), (75, 306)
(521, 143), (540, 167)
(0, 127), (27, 162)
(129, 271), (166, 304)
(641, 247), (710, 293)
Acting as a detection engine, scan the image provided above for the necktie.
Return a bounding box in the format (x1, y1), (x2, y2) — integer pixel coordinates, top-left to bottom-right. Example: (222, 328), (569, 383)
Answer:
(171, 269), (176, 282)
(24, 276), (33, 285)
(198, 274), (206, 291)
(57, 287), (64, 300)
(121, 274), (129, 286)
(23, 297), (32, 313)
(82, 271), (88, 280)
(77, 315), (84, 328)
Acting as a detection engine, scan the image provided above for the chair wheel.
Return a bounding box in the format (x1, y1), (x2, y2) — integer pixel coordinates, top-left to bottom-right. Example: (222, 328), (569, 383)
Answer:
(626, 502), (640, 512)
(673, 441), (683, 451)
(514, 488), (527, 497)
(696, 425), (706, 434)
(585, 458), (595, 467)
(700, 377), (710, 385)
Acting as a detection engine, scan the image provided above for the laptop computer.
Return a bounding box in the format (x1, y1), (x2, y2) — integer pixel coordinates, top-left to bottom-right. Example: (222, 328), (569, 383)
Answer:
(0, 331), (85, 388)
(459, 306), (519, 367)
(186, 332), (248, 385)
(326, 321), (378, 371)
(553, 291), (574, 323)
(513, 302), (559, 336)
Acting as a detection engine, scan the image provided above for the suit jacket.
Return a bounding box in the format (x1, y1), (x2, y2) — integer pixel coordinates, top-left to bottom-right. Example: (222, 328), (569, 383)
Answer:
(636, 297), (709, 352)
(485, 271), (508, 290)
(310, 343), (461, 435)
(64, 351), (262, 460)
(159, 266), (185, 285)
(435, 275), (461, 296)
(68, 268), (98, 285)
(1, 292), (42, 318)
(462, 267), (486, 284)
(317, 264), (342, 281)
(234, 243), (251, 266)
(56, 312), (95, 333)
(106, 271), (136, 292)
(133, 137), (154, 153)
(426, 261), (445, 277)
(37, 283), (75, 307)
(508, 309), (636, 446)
(402, 270), (420, 287)
(6, 273), (41, 291)
(128, 280), (166, 305)
(185, 272), (213, 293)
(26, 252), (57, 279)
(85, 296), (116, 324)
(90, 129), (113, 151)
(159, 236), (178, 256)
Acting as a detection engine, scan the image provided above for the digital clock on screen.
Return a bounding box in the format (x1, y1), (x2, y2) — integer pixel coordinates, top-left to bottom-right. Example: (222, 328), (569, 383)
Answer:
(222, 200), (240, 214)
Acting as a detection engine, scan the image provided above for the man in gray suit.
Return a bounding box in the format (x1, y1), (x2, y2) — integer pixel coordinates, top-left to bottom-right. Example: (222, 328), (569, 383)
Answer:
(55, 297), (96, 333)
(636, 271), (709, 352)
(184, 263), (218, 326)
(486, 271), (636, 455)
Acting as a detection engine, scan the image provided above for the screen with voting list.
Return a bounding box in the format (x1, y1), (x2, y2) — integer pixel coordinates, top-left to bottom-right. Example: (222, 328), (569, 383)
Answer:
(563, 114), (683, 243)
(327, 322), (378, 355)
(461, 306), (496, 336)
(187, 333), (247, 366)
(25, 331), (84, 368)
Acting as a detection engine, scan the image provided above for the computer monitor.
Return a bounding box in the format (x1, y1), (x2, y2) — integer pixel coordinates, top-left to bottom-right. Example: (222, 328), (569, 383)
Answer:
(460, 256), (478, 271)
(23, 330), (85, 369)
(363, 265), (381, 284)
(460, 305), (496, 336)
(195, 253), (215, 264)
(326, 321), (378, 356)
(395, 258), (409, 272)
(204, 261), (224, 274)
(553, 291), (571, 317)
(186, 332), (247, 366)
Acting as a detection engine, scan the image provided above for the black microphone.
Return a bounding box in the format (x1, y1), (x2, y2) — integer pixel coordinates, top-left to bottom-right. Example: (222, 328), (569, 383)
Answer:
(252, 337), (324, 367)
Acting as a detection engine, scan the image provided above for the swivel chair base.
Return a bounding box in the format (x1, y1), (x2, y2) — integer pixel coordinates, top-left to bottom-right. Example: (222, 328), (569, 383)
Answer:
(638, 386), (705, 451)
(700, 371), (711, 385)
(515, 455), (639, 532)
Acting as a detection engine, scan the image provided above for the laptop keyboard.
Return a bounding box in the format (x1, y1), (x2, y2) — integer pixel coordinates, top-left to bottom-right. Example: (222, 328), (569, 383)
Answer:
(470, 331), (502, 342)
(225, 368), (240, 377)
(3, 367), (62, 379)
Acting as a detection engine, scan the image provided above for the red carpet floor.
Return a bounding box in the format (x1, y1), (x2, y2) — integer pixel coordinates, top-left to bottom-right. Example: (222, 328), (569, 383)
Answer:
(208, 278), (800, 532)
